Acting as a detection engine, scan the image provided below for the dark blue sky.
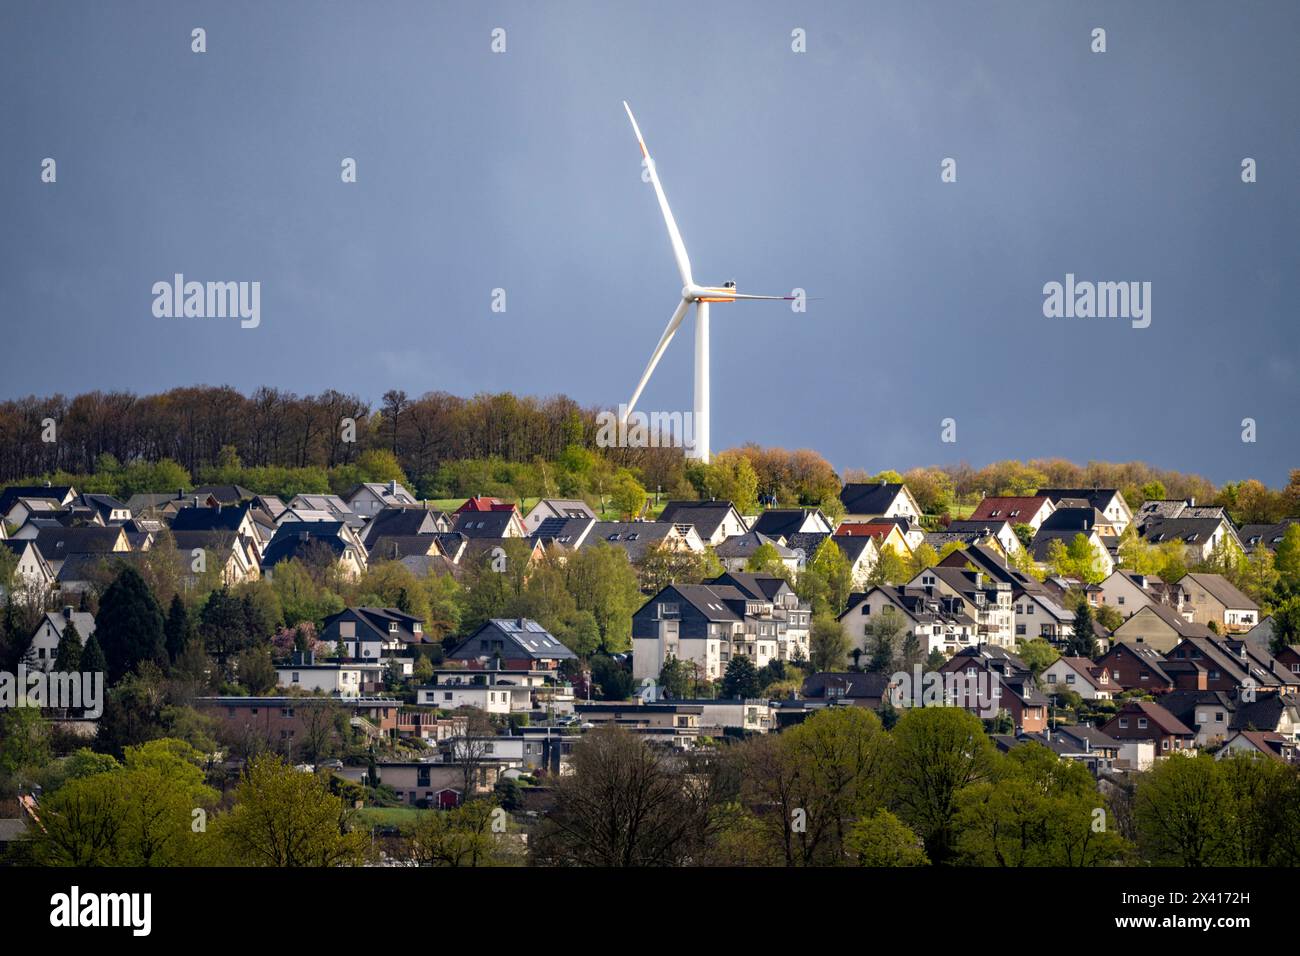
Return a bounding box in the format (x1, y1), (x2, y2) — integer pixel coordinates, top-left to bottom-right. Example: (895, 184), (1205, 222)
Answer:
(3, 1), (1297, 483)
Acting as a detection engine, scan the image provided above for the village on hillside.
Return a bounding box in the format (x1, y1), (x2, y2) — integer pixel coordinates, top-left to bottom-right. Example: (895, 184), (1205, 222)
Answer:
(3, 422), (1300, 867)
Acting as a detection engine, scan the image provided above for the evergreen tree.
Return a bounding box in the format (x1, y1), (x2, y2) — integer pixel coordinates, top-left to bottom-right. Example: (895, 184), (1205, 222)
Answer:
(80, 634), (108, 676)
(95, 566), (166, 684)
(164, 594), (196, 664)
(722, 654), (761, 699)
(53, 621), (84, 672)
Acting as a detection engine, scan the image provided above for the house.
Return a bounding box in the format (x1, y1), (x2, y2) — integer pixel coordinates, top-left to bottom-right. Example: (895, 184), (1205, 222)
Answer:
(170, 530), (261, 585)
(452, 508), (526, 539)
(446, 618), (577, 671)
(0, 484), (77, 526)
(656, 499), (748, 546)
(337, 760), (502, 805)
(1163, 636), (1300, 696)
(573, 700), (705, 748)
(800, 672), (900, 710)
(1094, 641), (1175, 693)
(27, 606), (96, 672)
(748, 508), (833, 539)
(32, 526), (131, 573)
(1029, 527), (1115, 578)
(835, 520), (912, 559)
(1100, 700), (1195, 756)
(260, 522), (367, 579)
(1243, 617), (1281, 658)
(1040, 656), (1113, 700)
(76, 493), (131, 525)
(530, 516), (597, 553)
(939, 646), (1047, 732)
(942, 519), (1022, 556)
(1139, 515), (1244, 564)
(190, 484), (256, 506)
(1098, 569), (1186, 619)
(284, 493), (364, 529)
(969, 495), (1055, 532)
(276, 655), (374, 698)
(584, 521), (704, 562)
(321, 606), (431, 665)
(709, 572), (812, 662)
(839, 586), (978, 659)
(0, 539), (56, 599)
(1037, 488), (1133, 534)
(1239, 518), (1300, 554)
(456, 495), (517, 513)
(416, 667), (543, 713)
(1177, 573), (1260, 633)
(196, 695), (403, 747)
(522, 498), (598, 533)
(360, 506), (450, 545)
(907, 566), (1015, 647)
(632, 577), (812, 683)
(345, 480), (419, 518)
(839, 481), (922, 522)
(1158, 691), (1239, 746)
(1136, 498), (1229, 532)
(1038, 505), (1121, 539)
(1112, 603), (1216, 654)
(1216, 730), (1297, 763)
(1012, 590), (1077, 647)
(365, 534), (443, 562)
(715, 531), (800, 575)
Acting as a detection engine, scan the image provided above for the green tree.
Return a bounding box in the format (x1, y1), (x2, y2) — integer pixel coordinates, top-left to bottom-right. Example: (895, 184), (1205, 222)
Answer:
(809, 613), (850, 672)
(53, 621), (84, 672)
(1134, 754), (1235, 866)
(79, 634), (108, 676)
(95, 566), (167, 685)
(722, 655), (761, 699)
(845, 809), (929, 866)
(889, 706), (996, 864)
(566, 543), (643, 653)
(164, 594), (196, 664)
(214, 754), (367, 866)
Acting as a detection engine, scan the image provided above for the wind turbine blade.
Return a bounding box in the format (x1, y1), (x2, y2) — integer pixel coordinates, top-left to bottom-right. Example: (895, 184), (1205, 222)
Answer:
(623, 102), (693, 286)
(625, 297), (691, 418)
(727, 292), (798, 301)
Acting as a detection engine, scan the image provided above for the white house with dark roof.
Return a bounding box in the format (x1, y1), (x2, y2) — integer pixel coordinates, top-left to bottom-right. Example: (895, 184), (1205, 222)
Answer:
(522, 498), (598, 533)
(345, 480), (419, 518)
(656, 499), (747, 546)
(447, 618), (577, 671)
(839, 481), (921, 522)
(1037, 488), (1133, 534)
(28, 606), (96, 672)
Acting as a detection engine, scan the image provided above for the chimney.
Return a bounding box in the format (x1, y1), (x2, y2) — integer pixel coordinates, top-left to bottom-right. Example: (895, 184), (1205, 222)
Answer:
(974, 572), (984, 588)
(63, 605), (73, 621)
(177, 488), (184, 500)
(388, 479), (398, 495)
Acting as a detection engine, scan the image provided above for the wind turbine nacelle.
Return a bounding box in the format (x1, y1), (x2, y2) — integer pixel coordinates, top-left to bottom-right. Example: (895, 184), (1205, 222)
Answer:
(685, 281), (738, 303)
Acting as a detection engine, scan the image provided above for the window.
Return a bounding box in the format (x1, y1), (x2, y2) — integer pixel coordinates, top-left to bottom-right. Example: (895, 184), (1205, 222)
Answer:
(1137, 718), (1148, 729)
(1118, 718), (1128, 728)
(1118, 596), (1125, 605)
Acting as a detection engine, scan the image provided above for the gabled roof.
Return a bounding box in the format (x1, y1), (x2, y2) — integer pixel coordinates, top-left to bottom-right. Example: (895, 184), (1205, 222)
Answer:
(327, 606), (426, 644)
(748, 508), (828, 539)
(1238, 518), (1300, 551)
(708, 572), (795, 604)
(170, 503), (250, 533)
(37, 608), (97, 640)
(0, 485), (75, 514)
(1180, 573), (1258, 611)
(449, 618), (577, 661)
(33, 526), (125, 559)
(366, 535), (441, 561)
(1140, 515), (1233, 546)
(452, 510), (519, 538)
(363, 506), (443, 541)
(714, 531), (795, 559)
(657, 500), (741, 540)
(969, 496), (1050, 523)
(802, 671), (893, 701)
(1111, 699), (1194, 736)
(587, 521), (681, 562)
(839, 482), (910, 516)
(530, 516), (596, 549)
(191, 484), (256, 505)
(1037, 488), (1125, 510)
(262, 522), (355, 567)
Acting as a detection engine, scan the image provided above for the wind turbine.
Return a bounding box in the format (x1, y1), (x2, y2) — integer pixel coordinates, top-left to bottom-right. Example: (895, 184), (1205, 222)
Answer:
(621, 101), (794, 464)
